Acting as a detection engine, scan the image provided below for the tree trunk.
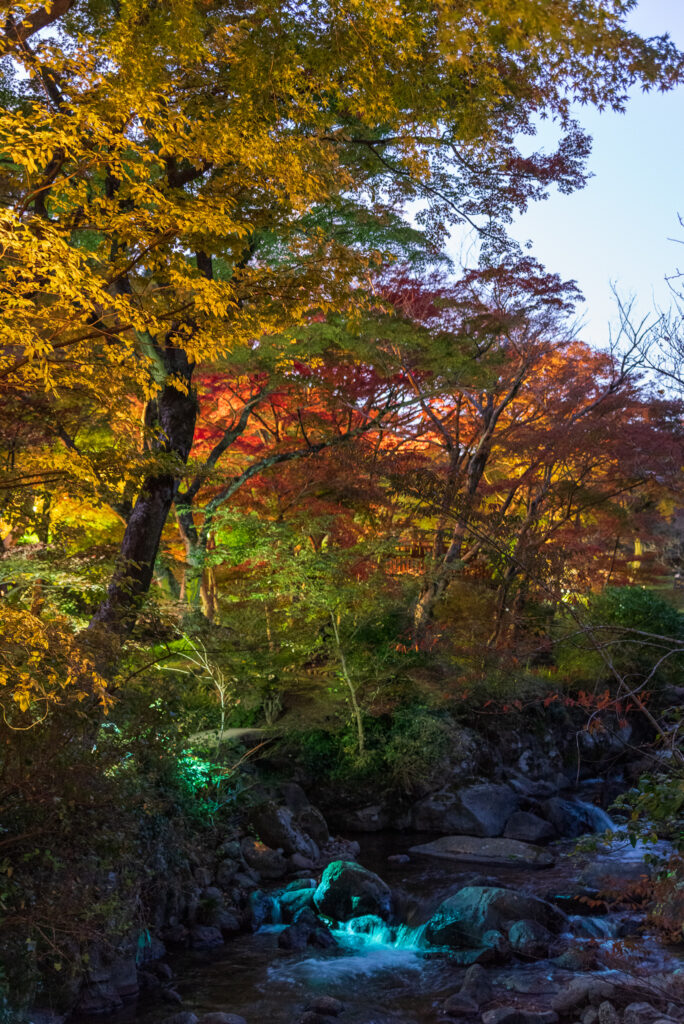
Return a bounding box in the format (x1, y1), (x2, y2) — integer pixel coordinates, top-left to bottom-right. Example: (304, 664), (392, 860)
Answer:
(412, 521), (467, 639)
(89, 345), (196, 637)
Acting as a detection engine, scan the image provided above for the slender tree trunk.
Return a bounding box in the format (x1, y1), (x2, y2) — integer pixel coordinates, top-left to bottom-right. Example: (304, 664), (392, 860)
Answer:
(89, 345), (196, 637)
(412, 521), (467, 638)
(154, 555), (181, 601)
(330, 612), (365, 757)
(175, 504), (218, 621)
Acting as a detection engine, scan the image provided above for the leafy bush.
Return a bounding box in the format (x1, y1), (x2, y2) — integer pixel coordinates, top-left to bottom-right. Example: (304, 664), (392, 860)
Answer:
(383, 707), (450, 792)
(555, 586), (684, 690)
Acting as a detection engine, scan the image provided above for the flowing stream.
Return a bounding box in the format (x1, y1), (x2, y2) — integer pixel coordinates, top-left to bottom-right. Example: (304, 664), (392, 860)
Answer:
(105, 801), (684, 1024)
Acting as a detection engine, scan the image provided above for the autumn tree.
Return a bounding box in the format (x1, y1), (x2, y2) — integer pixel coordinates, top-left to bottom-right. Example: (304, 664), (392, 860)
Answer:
(1, 0), (682, 665)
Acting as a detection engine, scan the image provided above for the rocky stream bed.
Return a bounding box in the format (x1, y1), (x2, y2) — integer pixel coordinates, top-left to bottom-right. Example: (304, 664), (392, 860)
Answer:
(39, 716), (683, 1024)
(66, 795), (684, 1024)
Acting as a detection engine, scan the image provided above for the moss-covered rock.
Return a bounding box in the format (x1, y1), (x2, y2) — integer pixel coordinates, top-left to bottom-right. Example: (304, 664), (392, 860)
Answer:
(313, 861), (391, 922)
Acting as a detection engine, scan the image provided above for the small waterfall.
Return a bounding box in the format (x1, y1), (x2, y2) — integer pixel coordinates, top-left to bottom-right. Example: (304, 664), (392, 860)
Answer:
(571, 798), (616, 833)
(335, 913), (430, 950)
(333, 915), (430, 952)
(570, 915), (617, 939)
(271, 898), (282, 925)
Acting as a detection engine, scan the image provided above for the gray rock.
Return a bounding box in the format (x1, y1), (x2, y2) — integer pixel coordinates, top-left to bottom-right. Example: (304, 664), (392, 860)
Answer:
(215, 909), (241, 934)
(444, 992), (479, 1016)
(319, 837), (361, 864)
(189, 925), (223, 950)
(482, 929), (509, 957)
(278, 908), (336, 951)
(336, 804), (389, 831)
(280, 781), (310, 814)
(497, 974), (560, 996)
(289, 851), (317, 872)
(507, 919), (555, 958)
(426, 886), (567, 950)
(305, 995), (344, 1016)
(249, 802), (317, 858)
(313, 860), (391, 921)
(247, 891), (279, 930)
(387, 853), (411, 865)
(411, 783), (518, 837)
(77, 952), (139, 1014)
(508, 776), (558, 800)
(581, 1011), (598, 1024)
(551, 947), (598, 972)
(624, 1005), (661, 1024)
(219, 840), (242, 860)
(297, 805), (330, 846)
(481, 1011), (558, 1024)
(504, 811), (556, 844)
(461, 963), (493, 1004)
(215, 858), (239, 888)
(152, 961), (174, 982)
(240, 837), (288, 879)
(597, 1003), (620, 1024)
(410, 836), (554, 869)
(233, 870), (260, 889)
(138, 934), (166, 963)
(197, 1015), (247, 1024)
(552, 980), (617, 1014)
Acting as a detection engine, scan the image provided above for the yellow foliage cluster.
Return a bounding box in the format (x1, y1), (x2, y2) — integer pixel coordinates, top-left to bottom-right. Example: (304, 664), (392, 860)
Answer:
(0, 604), (110, 728)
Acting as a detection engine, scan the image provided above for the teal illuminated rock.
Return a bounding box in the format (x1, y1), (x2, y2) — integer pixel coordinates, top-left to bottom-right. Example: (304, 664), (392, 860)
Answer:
(313, 860), (392, 922)
(426, 886), (567, 949)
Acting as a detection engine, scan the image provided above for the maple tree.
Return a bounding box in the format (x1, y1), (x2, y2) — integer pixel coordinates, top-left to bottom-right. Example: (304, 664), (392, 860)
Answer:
(1, 0), (682, 656)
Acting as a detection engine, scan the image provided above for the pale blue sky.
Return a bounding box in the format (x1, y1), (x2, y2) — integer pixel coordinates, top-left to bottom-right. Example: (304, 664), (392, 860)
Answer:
(451, 0), (684, 344)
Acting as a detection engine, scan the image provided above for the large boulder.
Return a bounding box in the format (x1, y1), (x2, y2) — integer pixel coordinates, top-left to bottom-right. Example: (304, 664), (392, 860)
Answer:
(425, 886), (567, 950)
(240, 837), (287, 879)
(507, 919), (556, 959)
(410, 836), (554, 868)
(313, 860), (392, 922)
(410, 784), (518, 836)
(504, 811), (556, 844)
(248, 802), (318, 859)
